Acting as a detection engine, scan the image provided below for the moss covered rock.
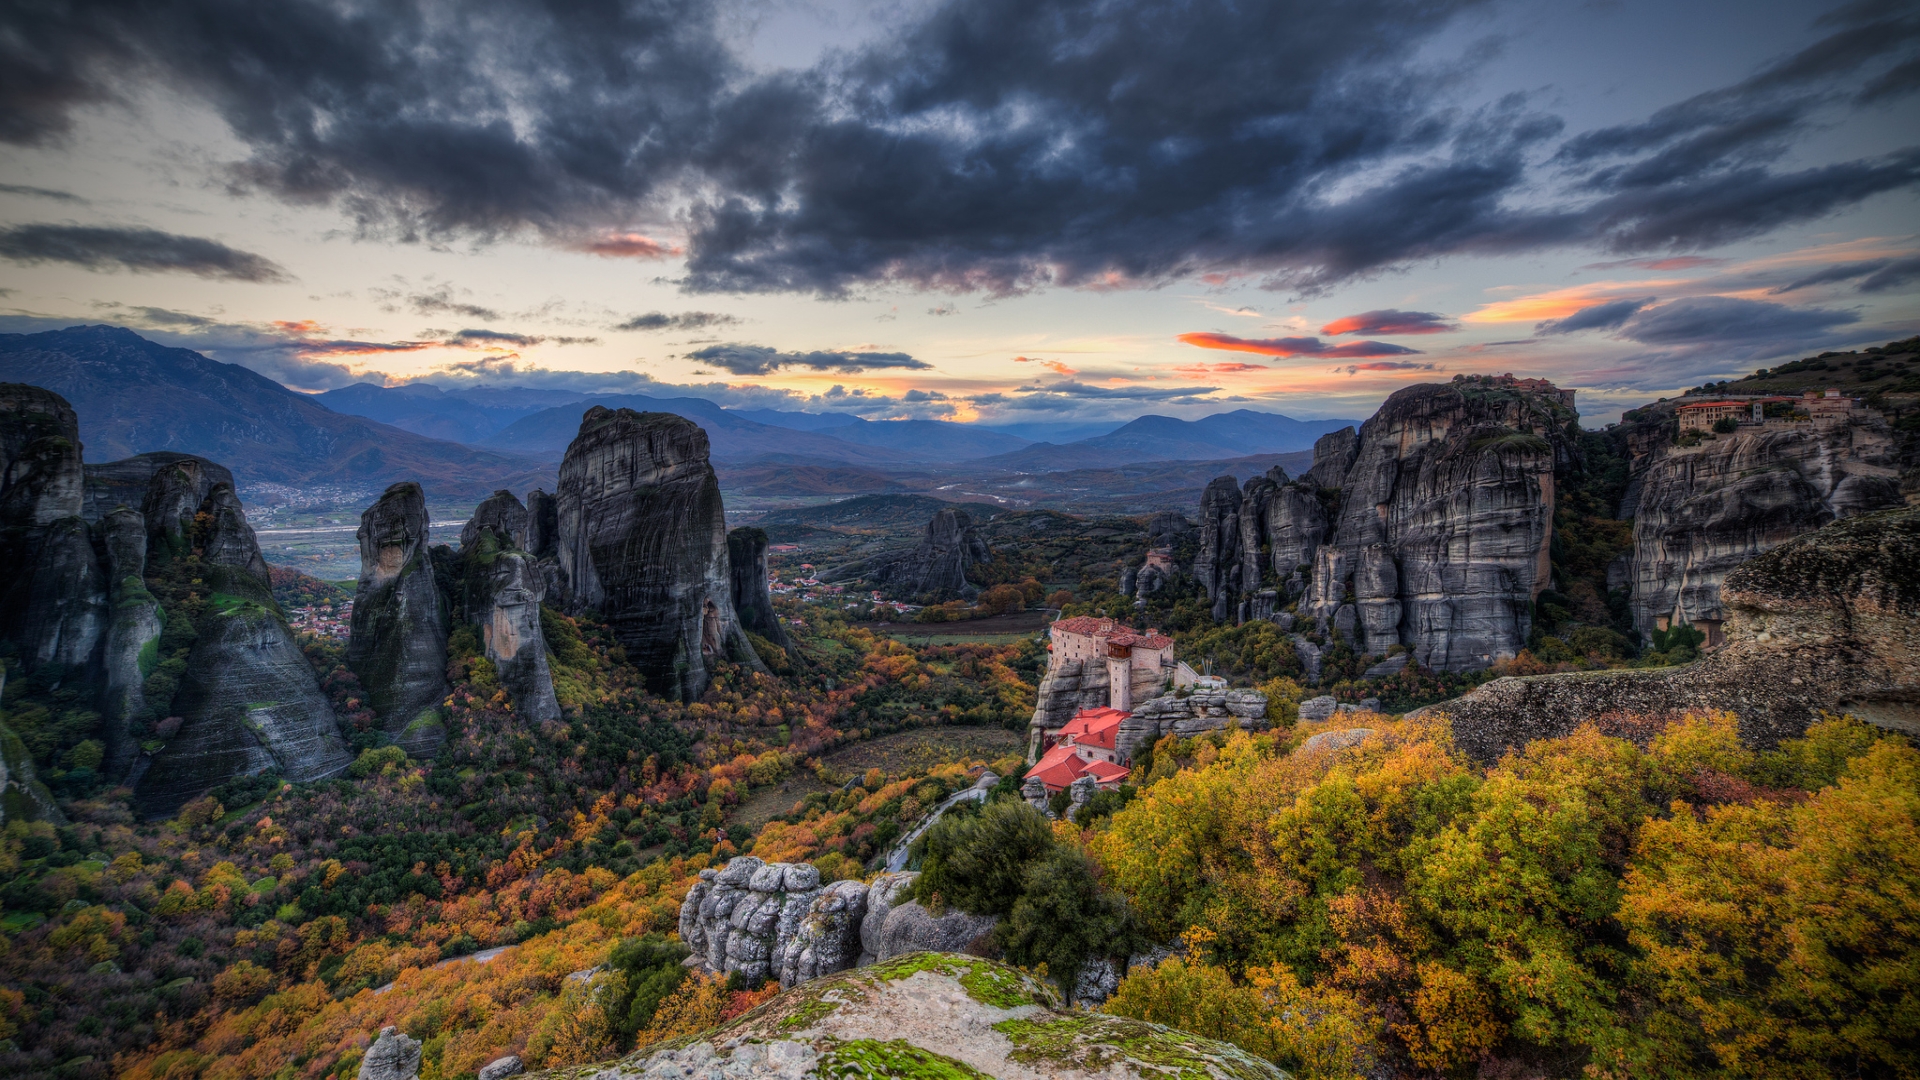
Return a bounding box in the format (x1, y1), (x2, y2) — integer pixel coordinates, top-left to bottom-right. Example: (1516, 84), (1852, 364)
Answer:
(531, 952), (1287, 1080)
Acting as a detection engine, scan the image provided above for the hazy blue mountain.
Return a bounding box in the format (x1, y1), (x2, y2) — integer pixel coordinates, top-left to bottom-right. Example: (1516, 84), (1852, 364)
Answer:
(978, 421), (1121, 442)
(482, 395), (901, 464)
(315, 382), (594, 443)
(974, 409), (1357, 472)
(726, 407), (864, 431)
(813, 418), (1030, 458)
(0, 325), (552, 496)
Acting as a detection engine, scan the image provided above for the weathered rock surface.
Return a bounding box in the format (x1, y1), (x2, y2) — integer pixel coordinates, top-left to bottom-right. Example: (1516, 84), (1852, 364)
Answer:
(348, 482), (452, 754)
(135, 478), (352, 815)
(524, 488), (558, 559)
(875, 901), (998, 961)
(552, 408), (761, 701)
(82, 451), (231, 523)
(680, 857), (825, 985)
(463, 489), (530, 551)
(542, 954), (1288, 1080)
(469, 545), (562, 724)
(783, 879), (869, 986)
(1623, 417), (1903, 639)
(1427, 506), (1920, 757)
(99, 505), (161, 775)
(1304, 425), (1359, 488)
(476, 1056), (522, 1080)
(868, 507), (992, 601)
(1, 721), (64, 824)
(1192, 476), (1244, 621)
(140, 455), (228, 560)
(458, 494), (561, 724)
(1298, 728), (1376, 756)
(857, 871), (918, 965)
(358, 1026), (422, 1080)
(727, 526), (791, 652)
(0, 383), (106, 671)
(1117, 689), (1268, 759)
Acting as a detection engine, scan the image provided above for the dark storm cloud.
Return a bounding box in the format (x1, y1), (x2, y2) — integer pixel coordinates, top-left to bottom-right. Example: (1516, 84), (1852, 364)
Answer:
(0, 183), (84, 202)
(1321, 310), (1457, 336)
(1616, 296), (1858, 351)
(0, 224), (289, 281)
(6, 0), (1917, 293)
(1771, 255), (1920, 294)
(1536, 297), (1658, 335)
(1178, 333), (1422, 359)
(614, 311), (743, 332)
(684, 343), (930, 376)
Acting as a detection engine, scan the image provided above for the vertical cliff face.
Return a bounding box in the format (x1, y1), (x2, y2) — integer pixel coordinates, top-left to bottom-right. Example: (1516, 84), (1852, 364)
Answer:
(1192, 476), (1243, 621)
(1624, 418), (1903, 641)
(98, 506), (161, 776)
(525, 488), (558, 558)
(457, 493), (561, 724)
(463, 489), (530, 551)
(871, 507), (992, 601)
(0, 384), (107, 672)
(1185, 379), (1569, 672)
(1319, 382), (1565, 670)
(135, 478), (351, 817)
(348, 482), (452, 753)
(553, 407), (762, 701)
(728, 526), (791, 652)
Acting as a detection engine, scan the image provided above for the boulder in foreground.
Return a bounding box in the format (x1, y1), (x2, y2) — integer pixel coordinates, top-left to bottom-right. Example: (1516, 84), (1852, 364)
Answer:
(531, 952), (1288, 1080)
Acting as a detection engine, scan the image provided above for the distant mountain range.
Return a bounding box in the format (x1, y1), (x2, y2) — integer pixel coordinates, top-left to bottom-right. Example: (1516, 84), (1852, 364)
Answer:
(974, 410), (1356, 472)
(0, 326), (552, 498)
(0, 326), (1359, 502)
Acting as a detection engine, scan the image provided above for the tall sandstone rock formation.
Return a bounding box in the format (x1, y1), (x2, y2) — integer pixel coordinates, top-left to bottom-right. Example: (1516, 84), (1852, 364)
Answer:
(728, 526), (792, 652)
(0, 384), (106, 672)
(348, 482), (452, 754)
(552, 407), (762, 701)
(1621, 415), (1903, 641)
(458, 491), (561, 724)
(1190, 379), (1570, 671)
(1430, 506), (1920, 756)
(870, 507), (992, 601)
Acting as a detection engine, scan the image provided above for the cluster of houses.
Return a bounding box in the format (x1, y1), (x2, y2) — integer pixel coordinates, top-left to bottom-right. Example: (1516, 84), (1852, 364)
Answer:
(1675, 389), (1870, 433)
(287, 601), (352, 641)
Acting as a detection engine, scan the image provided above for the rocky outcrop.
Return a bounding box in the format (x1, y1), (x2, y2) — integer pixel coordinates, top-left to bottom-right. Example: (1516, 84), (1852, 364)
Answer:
(728, 526), (792, 652)
(358, 1026), (422, 1080)
(98, 506), (161, 776)
(525, 488), (558, 559)
(134, 479), (353, 817)
(1116, 689), (1268, 760)
(680, 857), (825, 985)
(1, 722), (63, 824)
(1622, 417), (1903, 641)
(592, 954), (1287, 1080)
(0, 383), (107, 672)
(82, 451), (232, 523)
(455, 492), (562, 724)
(552, 408), (762, 701)
(867, 507), (992, 602)
(348, 482), (452, 754)
(783, 879), (870, 985)
(1190, 378), (1571, 673)
(470, 545), (562, 725)
(1304, 425), (1359, 488)
(1427, 506), (1920, 757)
(679, 859), (1005, 990)
(463, 489), (529, 551)
(1191, 476), (1243, 621)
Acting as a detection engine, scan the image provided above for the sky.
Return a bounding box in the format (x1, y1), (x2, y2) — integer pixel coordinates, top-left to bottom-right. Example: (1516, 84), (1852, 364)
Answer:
(0, 0), (1916, 428)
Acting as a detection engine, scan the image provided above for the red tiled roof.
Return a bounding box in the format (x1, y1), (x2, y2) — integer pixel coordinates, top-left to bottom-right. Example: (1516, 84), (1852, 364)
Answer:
(1109, 631), (1172, 650)
(1028, 744), (1132, 792)
(1676, 400), (1751, 409)
(1058, 707), (1129, 751)
(1051, 615), (1132, 637)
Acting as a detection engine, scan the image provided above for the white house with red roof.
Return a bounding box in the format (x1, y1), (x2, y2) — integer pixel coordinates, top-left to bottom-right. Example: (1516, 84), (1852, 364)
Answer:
(1028, 706), (1133, 792)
